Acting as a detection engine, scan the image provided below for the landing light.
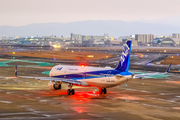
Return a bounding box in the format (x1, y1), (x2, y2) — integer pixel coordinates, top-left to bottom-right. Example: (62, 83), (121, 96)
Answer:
(53, 45), (61, 48)
(87, 55), (93, 57)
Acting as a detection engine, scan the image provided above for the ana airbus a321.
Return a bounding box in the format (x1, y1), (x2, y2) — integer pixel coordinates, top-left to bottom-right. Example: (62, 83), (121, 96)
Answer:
(15, 41), (171, 95)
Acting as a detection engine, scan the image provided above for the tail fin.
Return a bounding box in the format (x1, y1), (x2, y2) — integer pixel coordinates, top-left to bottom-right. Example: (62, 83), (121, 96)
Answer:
(165, 63), (172, 74)
(115, 40), (132, 71)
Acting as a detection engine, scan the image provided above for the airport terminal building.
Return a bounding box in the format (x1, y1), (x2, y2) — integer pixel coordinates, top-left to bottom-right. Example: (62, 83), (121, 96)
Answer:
(160, 38), (180, 47)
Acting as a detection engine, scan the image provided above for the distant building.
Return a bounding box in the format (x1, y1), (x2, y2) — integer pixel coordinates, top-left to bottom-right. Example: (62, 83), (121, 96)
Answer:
(111, 37), (114, 40)
(42, 36), (54, 40)
(110, 40), (121, 46)
(118, 36), (130, 40)
(110, 37), (118, 40)
(130, 35), (135, 38)
(172, 33), (180, 38)
(104, 40), (111, 46)
(172, 38), (180, 46)
(154, 38), (163, 43)
(70, 33), (82, 40)
(104, 33), (109, 40)
(121, 38), (138, 47)
(14, 36), (19, 39)
(135, 34), (154, 44)
(18, 40), (31, 45)
(0, 35), (9, 40)
(82, 40), (94, 46)
(161, 38), (175, 47)
(130, 38), (138, 47)
(93, 40), (104, 46)
(82, 35), (104, 41)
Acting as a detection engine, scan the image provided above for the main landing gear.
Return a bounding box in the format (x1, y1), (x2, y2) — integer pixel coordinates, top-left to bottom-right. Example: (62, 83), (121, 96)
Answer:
(67, 83), (75, 95)
(99, 88), (107, 94)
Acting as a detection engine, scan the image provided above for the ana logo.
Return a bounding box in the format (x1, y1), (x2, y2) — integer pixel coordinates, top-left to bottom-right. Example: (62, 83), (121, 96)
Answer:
(120, 44), (129, 66)
(57, 67), (63, 70)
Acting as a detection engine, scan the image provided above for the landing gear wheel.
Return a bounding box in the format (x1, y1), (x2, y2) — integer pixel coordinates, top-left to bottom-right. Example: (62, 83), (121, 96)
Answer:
(67, 83), (75, 95)
(67, 89), (75, 95)
(100, 88), (103, 94)
(99, 88), (107, 94)
(67, 89), (71, 95)
(104, 88), (107, 94)
(59, 84), (61, 89)
(100, 89), (103, 94)
(71, 89), (75, 95)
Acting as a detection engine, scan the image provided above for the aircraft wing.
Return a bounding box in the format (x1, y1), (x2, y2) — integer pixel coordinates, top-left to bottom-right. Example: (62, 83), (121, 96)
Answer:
(18, 76), (82, 85)
(134, 63), (172, 79)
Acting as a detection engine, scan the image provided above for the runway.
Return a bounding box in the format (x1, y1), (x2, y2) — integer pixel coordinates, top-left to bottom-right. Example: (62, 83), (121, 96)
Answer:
(0, 60), (180, 119)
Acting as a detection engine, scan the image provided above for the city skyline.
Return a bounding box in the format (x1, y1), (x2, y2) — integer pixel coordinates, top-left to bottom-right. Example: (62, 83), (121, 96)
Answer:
(1, 20), (179, 37)
(1, 0), (180, 26)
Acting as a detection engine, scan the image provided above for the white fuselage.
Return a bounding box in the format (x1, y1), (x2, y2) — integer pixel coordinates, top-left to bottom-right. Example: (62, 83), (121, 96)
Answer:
(49, 65), (133, 88)
(79, 75), (132, 88)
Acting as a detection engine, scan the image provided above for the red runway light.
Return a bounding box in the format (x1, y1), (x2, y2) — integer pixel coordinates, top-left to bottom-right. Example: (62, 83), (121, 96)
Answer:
(78, 110), (82, 113)
(80, 64), (85, 67)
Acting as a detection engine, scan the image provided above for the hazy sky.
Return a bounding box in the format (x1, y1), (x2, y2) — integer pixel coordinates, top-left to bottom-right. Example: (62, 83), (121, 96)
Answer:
(0, 0), (180, 26)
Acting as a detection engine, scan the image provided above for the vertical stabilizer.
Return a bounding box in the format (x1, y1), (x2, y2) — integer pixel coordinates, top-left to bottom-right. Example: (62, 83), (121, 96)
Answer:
(115, 41), (132, 71)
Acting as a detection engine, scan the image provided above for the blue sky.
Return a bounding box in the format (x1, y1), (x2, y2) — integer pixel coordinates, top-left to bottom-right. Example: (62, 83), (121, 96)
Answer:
(0, 0), (180, 26)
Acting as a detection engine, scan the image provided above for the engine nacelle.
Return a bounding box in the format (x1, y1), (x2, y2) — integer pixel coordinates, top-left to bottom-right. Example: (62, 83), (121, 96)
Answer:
(48, 81), (62, 90)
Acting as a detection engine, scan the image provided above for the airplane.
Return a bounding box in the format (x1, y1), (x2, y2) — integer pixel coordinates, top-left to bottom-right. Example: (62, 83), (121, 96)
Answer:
(134, 64), (171, 79)
(15, 41), (172, 95)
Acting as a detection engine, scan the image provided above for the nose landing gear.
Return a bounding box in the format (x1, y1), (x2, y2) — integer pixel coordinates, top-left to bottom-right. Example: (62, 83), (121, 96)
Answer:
(67, 83), (75, 95)
(99, 88), (107, 94)
(67, 89), (75, 95)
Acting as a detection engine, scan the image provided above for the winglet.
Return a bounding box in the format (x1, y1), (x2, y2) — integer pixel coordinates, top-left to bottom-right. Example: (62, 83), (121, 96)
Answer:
(14, 65), (17, 76)
(165, 63), (172, 74)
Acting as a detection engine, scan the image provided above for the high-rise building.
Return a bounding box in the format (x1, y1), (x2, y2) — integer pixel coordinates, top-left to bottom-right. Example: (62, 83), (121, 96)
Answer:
(135, 34), (154, 44)
(70, 33), (82, 40)
(104, 33), (109, 40)
(172, 33), (180, 38)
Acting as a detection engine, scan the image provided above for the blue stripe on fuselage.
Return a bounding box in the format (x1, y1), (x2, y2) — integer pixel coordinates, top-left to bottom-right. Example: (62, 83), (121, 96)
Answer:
(51, 69), (133, 79)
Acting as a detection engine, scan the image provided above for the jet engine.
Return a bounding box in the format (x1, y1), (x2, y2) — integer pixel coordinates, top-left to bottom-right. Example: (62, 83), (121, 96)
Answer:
(48, 81), (62, 90)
